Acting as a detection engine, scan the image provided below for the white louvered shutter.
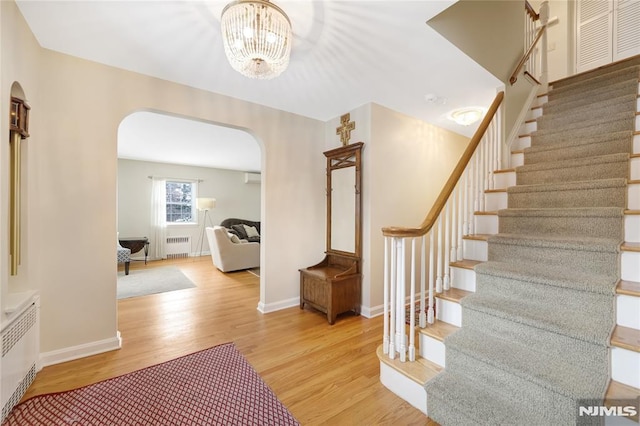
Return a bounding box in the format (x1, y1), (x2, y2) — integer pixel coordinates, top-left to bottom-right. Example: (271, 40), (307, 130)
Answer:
(577, 0), (613, 73)
(613, 0), (640, 61)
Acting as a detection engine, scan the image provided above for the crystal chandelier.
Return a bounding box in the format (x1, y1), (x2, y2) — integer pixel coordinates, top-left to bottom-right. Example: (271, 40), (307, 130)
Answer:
(220, 0), (292, 79)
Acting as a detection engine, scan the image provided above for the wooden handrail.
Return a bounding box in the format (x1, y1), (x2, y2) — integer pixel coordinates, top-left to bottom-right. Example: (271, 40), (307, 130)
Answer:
(510, 24), (546, 85)
(525, 1), (539, 20)
(382, 91), (504, 238)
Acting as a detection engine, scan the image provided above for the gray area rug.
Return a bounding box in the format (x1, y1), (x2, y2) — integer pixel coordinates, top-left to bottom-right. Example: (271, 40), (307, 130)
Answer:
(117, 266), (196, 299)
(425, 58), (639, 425)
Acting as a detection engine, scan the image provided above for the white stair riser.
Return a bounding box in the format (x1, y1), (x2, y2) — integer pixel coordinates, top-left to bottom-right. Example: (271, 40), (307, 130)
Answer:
(534, 95), (548, 107)
(611, 347), (640, 389)
(511, 152), (524, 168)
(419, 334), (446, 367)
(625, 214), (640, 243)
(528, 107), (543, 120)
(436, 298), (461, 327)
(463, 239), (488, 262)
(631, 157), (640, 180)
(494, 171), (516, 189)
(636, 114), (639, 131)
(617, 294), (640, 329)
(451, 266), (476, 292)
(379, 362), (428, 414)
(621, 251), (640, 282)
(485, 191), (508, 211)
(523, 121), (537, 134)
(635, 134), (640, 154)
(513, 135), (532, 151)
(475, 214), (498, 235)
(629, 184), (640, 210)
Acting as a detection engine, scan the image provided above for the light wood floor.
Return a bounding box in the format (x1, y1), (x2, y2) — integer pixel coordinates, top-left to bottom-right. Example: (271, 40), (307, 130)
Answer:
(23, 256), (437, 425)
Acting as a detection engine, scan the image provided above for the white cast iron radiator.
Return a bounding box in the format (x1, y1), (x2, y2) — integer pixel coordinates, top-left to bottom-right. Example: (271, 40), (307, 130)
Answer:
(1, 295), (40, 422)
(166, 236), (191, 259)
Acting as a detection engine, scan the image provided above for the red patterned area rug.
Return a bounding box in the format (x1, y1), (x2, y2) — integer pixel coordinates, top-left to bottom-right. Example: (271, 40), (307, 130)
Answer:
(4, 343), (299, 425)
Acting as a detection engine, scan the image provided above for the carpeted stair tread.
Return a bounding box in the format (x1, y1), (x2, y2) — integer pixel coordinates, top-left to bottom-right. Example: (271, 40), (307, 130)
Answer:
(498, 206), (625, 239)
(550, 56), (640, 89)
(533, 110), (636, 138)
(425, 371), (545, 426)
(508, 177), (627, 194)
(523, 130), (633, 164)
(536, 95), (638, 131)
(487, 233), (620, 276)
(516, 152), (630, 185)
(488, 233), (621, 253)
(475, 260), (618, 295)
(548, 66), (640, 98)
(445, 328), (609, 400)
(544, 86), (639, 115)
(461, 290), (614, 347)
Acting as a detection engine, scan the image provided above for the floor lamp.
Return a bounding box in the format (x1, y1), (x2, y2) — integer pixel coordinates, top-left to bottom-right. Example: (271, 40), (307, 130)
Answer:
(196, 197), (216, 257)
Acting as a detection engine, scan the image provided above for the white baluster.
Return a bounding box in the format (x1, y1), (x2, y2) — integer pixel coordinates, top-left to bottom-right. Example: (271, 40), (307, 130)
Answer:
(409, 238), (416, 362)
(398, 238), (406, 362)
(427, 230), (435, 324)
(444, 202), (451, 291)
(450, 185), (458, 262)
(389, 237), (396, 359)
(436, 218), (443, 293)
(458, 175), (465, 260)
(420, 235), (427, 328)
(383, 237), (389, 354)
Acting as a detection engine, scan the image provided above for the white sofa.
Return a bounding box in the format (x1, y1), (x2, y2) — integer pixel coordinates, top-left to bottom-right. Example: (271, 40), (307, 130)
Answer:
(206, 226), (260, 272)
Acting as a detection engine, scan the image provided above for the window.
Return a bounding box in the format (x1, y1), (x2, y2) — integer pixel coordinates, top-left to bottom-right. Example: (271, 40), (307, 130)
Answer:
(166, 181), (196, 223)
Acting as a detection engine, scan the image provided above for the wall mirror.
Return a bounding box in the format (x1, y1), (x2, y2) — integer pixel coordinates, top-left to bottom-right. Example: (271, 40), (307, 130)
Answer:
(326, 142), (363, 256)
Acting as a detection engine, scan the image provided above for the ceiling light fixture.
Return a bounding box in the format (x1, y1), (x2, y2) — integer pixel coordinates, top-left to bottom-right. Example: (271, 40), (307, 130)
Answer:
(448, 107), (486, 126)
(220, 0), (292, 80)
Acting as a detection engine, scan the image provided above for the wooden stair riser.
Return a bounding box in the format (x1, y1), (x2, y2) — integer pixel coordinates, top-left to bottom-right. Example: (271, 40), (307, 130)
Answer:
(622, 251), (640, 281)
(618, 294), (640, 329)
(612, 347), (640, 388)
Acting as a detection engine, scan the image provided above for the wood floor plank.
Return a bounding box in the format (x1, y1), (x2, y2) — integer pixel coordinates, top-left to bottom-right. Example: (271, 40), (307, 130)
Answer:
(22, 257), (434, 425)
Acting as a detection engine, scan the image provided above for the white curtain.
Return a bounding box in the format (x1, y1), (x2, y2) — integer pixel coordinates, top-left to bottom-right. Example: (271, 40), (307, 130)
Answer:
(150, 178), (167, 260)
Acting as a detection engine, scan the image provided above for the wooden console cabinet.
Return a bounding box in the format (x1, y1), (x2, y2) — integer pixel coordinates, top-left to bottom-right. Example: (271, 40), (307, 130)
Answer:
(300, 142), (363, 324)
(300, 254), (361, 325)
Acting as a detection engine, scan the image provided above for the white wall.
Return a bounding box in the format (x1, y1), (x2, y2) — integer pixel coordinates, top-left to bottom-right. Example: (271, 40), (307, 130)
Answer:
(117, 159), (261, 258)
(1, 0), (325, 360)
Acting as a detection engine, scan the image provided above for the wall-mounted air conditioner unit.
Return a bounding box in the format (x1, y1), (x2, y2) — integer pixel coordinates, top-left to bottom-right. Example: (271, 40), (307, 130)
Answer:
(244, 173), (261, 184)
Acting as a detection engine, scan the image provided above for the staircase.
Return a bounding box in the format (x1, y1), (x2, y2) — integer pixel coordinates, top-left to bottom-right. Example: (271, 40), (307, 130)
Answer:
(379, 57), (640, 425)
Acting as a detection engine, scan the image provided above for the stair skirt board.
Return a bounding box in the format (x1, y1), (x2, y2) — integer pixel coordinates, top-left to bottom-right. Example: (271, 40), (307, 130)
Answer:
(423, 61), (640, 425)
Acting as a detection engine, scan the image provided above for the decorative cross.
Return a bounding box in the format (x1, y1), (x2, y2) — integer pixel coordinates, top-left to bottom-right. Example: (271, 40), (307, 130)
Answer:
(336, 113), (355, 146)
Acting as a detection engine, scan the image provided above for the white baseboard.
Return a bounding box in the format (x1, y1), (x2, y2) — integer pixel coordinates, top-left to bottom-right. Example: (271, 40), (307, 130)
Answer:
(257, 297), (299, 314)
(39, 331), (122, 367)
(361, 304), (383, 318)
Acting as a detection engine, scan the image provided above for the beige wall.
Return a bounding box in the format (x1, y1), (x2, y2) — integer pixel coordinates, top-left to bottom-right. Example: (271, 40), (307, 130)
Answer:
(2, 0), (325, 358)
(323, 104), (469, 314)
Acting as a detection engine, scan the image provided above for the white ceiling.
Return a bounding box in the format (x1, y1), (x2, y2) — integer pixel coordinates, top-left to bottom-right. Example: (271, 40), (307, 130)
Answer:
(16, 0), (502, 172)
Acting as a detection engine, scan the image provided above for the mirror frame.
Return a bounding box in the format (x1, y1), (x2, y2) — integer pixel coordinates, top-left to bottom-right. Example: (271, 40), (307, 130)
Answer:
(324, 142), (363, 258)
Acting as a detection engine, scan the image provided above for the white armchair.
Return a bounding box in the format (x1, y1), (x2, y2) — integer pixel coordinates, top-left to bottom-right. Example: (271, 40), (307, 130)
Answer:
(206, 226), (260, 272)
